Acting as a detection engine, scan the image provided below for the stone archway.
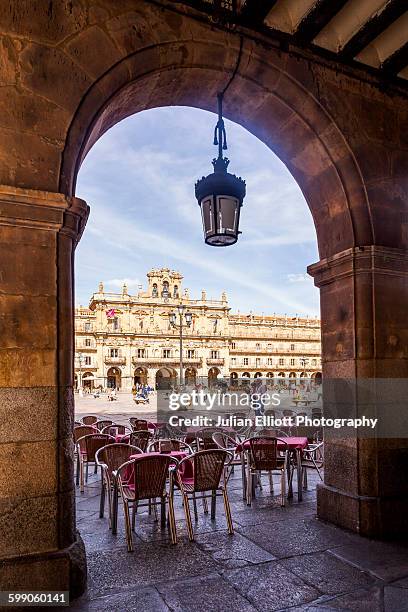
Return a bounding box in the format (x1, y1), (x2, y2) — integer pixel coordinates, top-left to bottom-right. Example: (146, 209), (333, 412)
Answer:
(208, 367), (220, 387)
(185, 367), (197, 386)
(156, 367), (176, 390)
(1, 0), (408, 596)
(106, 367), (121, 389)
(134, 366), (147, 386)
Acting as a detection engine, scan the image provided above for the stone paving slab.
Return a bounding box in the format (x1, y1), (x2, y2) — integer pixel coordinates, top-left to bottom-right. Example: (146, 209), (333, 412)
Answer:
(157, 573), (257, 612)
(194, 530), (276, 569)
(329, 540), (408, 582)
(223, 561), (320, 610)
(85, 541), (219, 598)
(278, 551), (378, 595)
(70, 586), (169, 611)
(237, 516), (358, 559)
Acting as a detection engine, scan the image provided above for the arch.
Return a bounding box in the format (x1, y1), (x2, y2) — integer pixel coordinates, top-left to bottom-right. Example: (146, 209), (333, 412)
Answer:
(59, 35), (374, 260)
(242, 372), (251, 379)
(106, 367), (121, 389)
(288, 372), (296, 378)
(208, 367), (220, 387)
(81, 372), (94, 390)
(156, 367), (176, 390)
(312, 372), (323, 384)
(254, 372), (263, 378)
(185, 367), (197, 386)
(278, 372), (285, 378)
(300, 371), (307, 378)
(266, 372), (274, 379)
(134, 366), (148, 386)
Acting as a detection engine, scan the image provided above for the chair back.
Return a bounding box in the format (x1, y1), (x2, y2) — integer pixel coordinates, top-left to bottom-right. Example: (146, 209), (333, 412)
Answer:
(193, 449), (228, 492)
(96, 443), (141, 478)
(212, 432), (238, 451)
(82, 415), (97, 426)
(101, 424), (130, 436)
(149, 438), (192, 453)
(249, 436), (286, 471)
(96, 419), (113, 431)
(196, 428), (218, 450)
(81, 434), (115, 461)
(129, 430), (152, 452)
(74, 425), (95, 444)
(129, 418), (148, 431)
(130, 454), (172, 500)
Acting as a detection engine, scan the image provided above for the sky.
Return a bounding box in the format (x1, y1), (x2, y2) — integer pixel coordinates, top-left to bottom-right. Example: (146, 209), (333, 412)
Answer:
(75, 106), (320, 317)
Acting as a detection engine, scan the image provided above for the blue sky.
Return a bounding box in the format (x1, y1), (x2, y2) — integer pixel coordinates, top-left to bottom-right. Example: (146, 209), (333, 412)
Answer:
(75, 106), (320, 317)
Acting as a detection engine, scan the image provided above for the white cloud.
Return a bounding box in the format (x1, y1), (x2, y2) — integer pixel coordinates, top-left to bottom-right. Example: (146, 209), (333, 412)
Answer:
(104, 278), (142, 289)
(287, 273), (311, 283)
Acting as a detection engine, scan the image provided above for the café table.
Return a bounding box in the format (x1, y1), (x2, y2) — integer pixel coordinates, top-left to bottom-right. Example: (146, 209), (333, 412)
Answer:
(236, 437), (308, 502)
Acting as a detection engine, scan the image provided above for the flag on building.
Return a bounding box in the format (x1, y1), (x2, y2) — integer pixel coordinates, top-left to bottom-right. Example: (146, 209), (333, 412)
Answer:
(106, 308), (116, 318)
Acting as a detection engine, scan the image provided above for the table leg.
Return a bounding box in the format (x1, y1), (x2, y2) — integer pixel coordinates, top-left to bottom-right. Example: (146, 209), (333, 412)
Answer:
(287, 450), (293, 499)
(297, 449), (303, 502)
(241, 451), (247, 501)
(112, 479), (118, 535)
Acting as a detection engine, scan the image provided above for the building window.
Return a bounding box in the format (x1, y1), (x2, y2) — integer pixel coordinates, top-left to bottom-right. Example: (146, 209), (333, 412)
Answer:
(243, 357), (249, 365)
(162, 281), (170, 298)
(173, 285), (179, 298)
(267, 358), (273, 365)
(84, 322), (91, 332)
(231, 357), (236, 365)
(290, 358), (295, 366)
(255, 357), (261, 367)
(85, 338), (91, 347)
(255, 343), (260, 350)
(279, 357), (285, 366)
(231, 342), (236, 349)
(152, 283), (158, 297)
(110, 348), (118, 357)
(187, 349), (196, 359)
(163, 349), (171, 358)
(113, 317), (119, 331)
(312, 358), (317, 366)
(290, 343), (295, 351)
(210, 350), (219, 359)
(84, 356), (91, 366)
(137, 348), (146, 358)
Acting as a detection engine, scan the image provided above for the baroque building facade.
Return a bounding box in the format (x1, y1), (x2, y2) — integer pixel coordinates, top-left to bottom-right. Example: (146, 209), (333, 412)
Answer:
(74, 269), (321, 390)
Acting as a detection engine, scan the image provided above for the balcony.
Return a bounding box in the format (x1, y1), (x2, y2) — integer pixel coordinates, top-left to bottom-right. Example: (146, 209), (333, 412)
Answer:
(206, 358), (224, 366)
(132, 356), (202, 366)
(104, 356), (126, 365)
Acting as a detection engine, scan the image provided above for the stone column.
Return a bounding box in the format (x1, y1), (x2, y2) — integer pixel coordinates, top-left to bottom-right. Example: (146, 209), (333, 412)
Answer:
(308, 246), (408, 538)
(0, 186), (89, 595)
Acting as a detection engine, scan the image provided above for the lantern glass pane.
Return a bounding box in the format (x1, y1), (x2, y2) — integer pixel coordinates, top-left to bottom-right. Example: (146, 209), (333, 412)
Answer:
(201, 196), (214, 237)
(217, 196), (239, 233)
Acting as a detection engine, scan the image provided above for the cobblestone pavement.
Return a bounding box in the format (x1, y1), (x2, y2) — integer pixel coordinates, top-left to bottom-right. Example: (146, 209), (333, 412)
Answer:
(70, 423), (408, 612)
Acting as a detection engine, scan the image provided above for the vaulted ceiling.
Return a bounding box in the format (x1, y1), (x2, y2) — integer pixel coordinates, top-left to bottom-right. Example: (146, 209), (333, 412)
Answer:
(183, 0), (408, 85)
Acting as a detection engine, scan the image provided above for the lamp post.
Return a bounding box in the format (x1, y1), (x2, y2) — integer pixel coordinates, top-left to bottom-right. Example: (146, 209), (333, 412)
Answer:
(169, 305), (192, 388)
(78, 352), (84, 396)
(300, 356), (309, 377)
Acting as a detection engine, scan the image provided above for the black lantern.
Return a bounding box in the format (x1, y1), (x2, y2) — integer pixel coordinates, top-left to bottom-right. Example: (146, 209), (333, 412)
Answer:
(195, 93), (246, 246)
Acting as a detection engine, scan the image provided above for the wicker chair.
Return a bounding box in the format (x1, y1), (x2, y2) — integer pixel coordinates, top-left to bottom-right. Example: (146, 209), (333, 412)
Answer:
(195, 428), (219, 451)
(300, 441), (324, 487)
(101, 424), (132, 437)
(129, 430), (152, 452)
(175, 449), (233, 541)
(212, 431), (245, 492)
(95, 443), (142, 527)
(246, 436), (288, 507)
(81, 415), (97, 426)
(74, 425), (97, 485)
(148, 438), (193, 454)
(129, 418), (148, 431)
(115, 454), (177, 551)
(76, 433), (115, 492)
(95, 419), (114, 431)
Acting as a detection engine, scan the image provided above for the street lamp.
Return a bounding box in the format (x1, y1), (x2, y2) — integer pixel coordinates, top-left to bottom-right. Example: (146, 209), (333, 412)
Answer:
(169, 304), (192, 387)
(195, 91), (246, 246)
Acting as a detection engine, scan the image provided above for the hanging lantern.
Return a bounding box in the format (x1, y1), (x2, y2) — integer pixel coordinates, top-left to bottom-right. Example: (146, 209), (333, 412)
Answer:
(195, 93), (246, 246)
